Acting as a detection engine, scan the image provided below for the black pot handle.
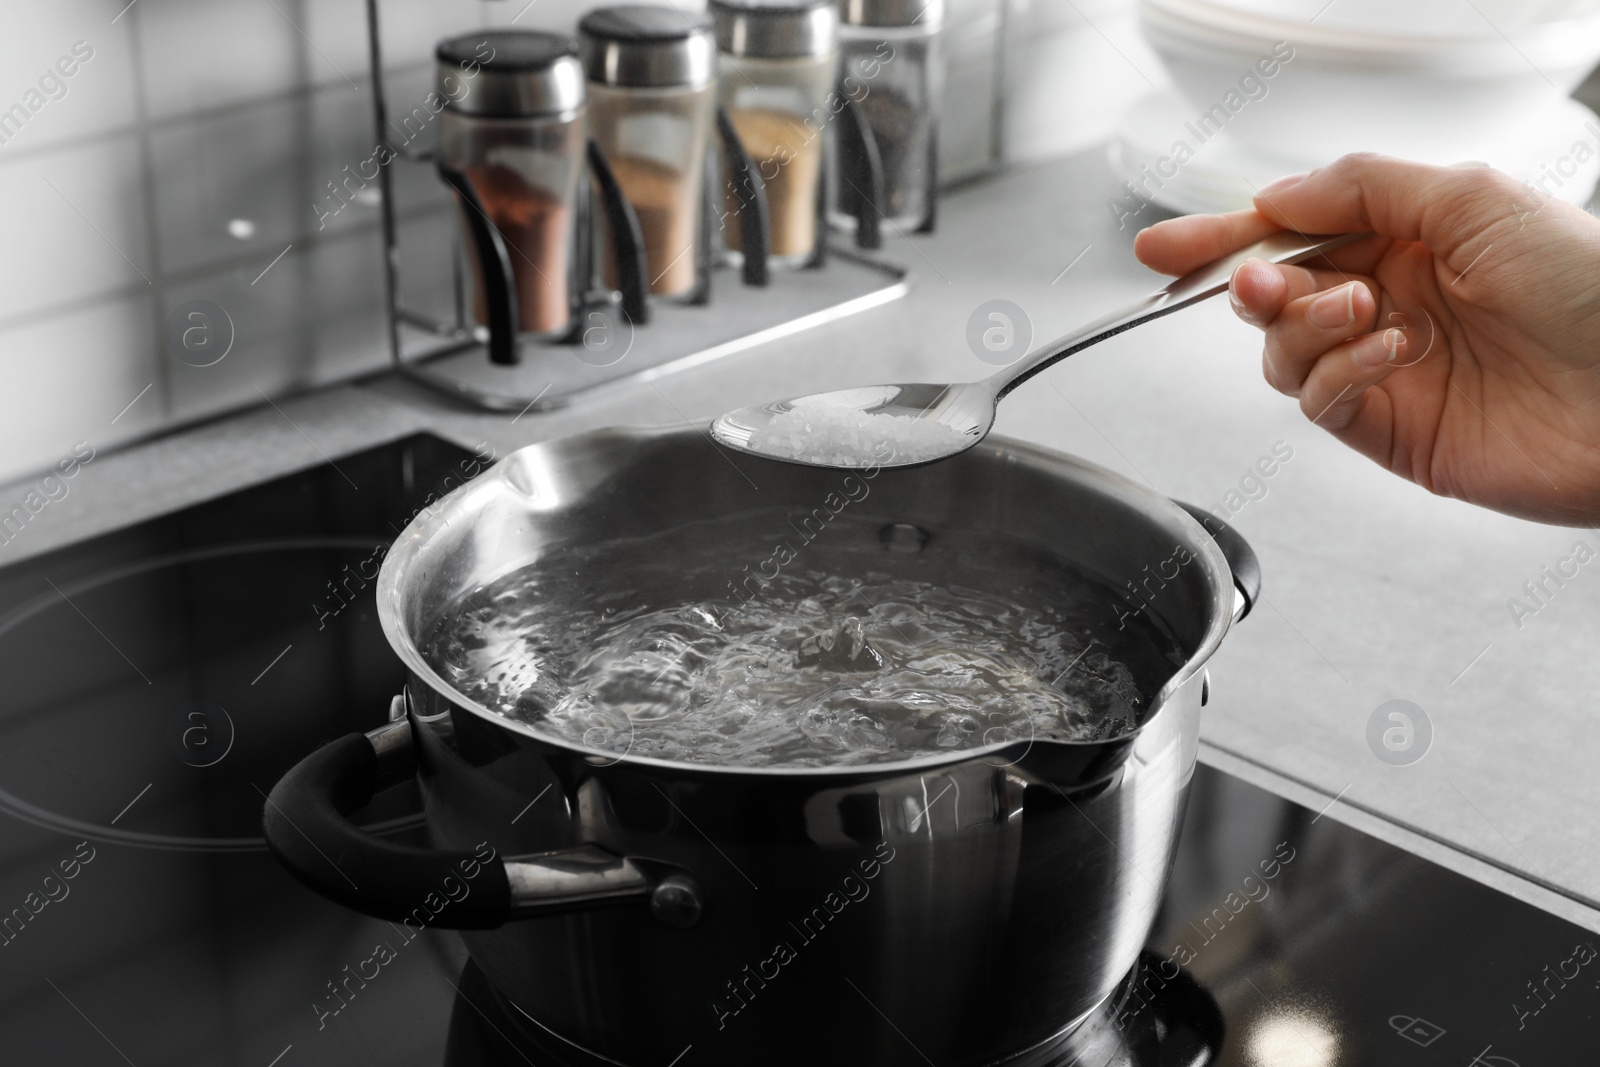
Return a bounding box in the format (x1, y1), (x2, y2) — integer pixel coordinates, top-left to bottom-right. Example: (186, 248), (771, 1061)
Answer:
(1175, 501), (1261, 622)
(262, 718), (705, 930)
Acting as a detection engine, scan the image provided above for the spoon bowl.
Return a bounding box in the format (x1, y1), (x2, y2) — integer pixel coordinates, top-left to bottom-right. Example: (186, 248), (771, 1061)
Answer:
(710, 382), (997, 470)
(711, 231), (1366, 470)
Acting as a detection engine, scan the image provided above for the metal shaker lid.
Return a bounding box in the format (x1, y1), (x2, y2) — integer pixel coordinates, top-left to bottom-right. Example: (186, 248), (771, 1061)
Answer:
(578, 6), (716, 89)
(436, 31), (585, 118)
(708, 0), (839, 60)
(839, 0), (946, 28)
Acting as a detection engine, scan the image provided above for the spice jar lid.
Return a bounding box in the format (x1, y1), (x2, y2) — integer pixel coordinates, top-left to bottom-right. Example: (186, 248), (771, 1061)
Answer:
(579, 6), (716, 89)
(839, 0), (946, 28)
(708, 0), (839, 60)
(436, 31), (585, 118)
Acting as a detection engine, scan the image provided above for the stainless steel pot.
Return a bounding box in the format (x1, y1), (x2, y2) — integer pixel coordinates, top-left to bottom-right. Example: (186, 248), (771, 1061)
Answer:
(264, 426), (1258, 1067)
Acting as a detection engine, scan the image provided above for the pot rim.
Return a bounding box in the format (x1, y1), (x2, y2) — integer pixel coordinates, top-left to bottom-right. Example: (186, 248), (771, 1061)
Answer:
(377, 425), (1235, 778)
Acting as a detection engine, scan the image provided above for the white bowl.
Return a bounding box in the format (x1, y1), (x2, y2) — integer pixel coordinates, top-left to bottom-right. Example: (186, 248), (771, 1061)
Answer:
(1139, 0), (1600, 163)
(1110, 88), (1600, 216)
(1170, 0), (1600, 40)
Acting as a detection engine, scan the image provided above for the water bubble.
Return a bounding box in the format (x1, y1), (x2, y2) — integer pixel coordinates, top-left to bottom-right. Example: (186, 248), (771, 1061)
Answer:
(425, 519), (1166, 766)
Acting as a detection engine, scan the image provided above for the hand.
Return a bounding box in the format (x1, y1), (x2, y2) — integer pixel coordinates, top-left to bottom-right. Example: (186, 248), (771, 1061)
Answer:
(1133, 153), (1600, 526)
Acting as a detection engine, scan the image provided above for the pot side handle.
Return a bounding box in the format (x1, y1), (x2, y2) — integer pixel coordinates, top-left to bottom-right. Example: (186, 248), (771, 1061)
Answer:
(1174, 501), (1261, 622)
(262, 720), (705, 930)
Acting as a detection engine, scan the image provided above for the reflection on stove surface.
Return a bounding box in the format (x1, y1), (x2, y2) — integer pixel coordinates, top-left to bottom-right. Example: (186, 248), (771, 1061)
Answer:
(442, 953), (1221, 1067)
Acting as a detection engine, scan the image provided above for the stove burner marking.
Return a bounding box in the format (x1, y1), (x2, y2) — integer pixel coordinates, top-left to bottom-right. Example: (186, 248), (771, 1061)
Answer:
(0, 539), (420, 853)
(265, 1044), (293, 1067)
(443, 973), (544, 1065)
(43, 577), (150, 685)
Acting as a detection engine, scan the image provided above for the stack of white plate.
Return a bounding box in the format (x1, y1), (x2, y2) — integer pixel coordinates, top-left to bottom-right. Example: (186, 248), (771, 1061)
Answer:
(1113, 0), (1600, 213)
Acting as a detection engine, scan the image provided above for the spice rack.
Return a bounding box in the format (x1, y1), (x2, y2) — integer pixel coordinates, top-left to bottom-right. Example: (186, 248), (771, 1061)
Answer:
(361, 0), (912, 415)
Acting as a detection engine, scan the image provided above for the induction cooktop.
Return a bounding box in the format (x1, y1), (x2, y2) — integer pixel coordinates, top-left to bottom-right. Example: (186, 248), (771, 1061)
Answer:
(0, 433), (1591, 1066)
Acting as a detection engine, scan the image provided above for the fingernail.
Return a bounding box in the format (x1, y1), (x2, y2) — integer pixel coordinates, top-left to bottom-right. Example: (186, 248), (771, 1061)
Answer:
(1257, 172), (1309, 197)
(1308, 283), (1358, 329)
(1449, 159), (1491, 169)
(1351, 328), (1403, 367)
(1228, 262), (1262, 322)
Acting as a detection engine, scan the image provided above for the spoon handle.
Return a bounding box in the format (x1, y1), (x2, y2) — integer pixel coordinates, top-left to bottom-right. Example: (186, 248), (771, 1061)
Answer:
(990, 230), (1370, 399)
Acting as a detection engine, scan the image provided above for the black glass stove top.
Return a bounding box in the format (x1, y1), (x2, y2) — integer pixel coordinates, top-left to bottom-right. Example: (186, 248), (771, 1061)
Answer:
(0, 433), (1592, 1066)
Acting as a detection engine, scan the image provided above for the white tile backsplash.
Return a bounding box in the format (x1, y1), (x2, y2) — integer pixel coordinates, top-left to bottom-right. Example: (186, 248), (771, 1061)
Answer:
(0, 0), (475, 485)
(395, 207), (461, 324)
(163, 229), (386, 421)
(133, 0), (305, 120)
(148, 80), (398, 279)
(0, 13), (139, 152)
(0, 133), (152, 323)
(0, 292), (164, 476)
(0, 0), (746, 487)
(148, 95), (305, 275)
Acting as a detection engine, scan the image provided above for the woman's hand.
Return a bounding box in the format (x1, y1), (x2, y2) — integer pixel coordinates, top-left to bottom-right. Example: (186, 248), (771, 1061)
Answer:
(1134, 153), (1600, 526)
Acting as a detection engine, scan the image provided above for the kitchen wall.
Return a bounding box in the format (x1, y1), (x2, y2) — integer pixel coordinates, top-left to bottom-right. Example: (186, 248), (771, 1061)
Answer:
(1004, 0), (1164, 165)
(0, 0), (619, 486)
(0, 0), (1128, 488)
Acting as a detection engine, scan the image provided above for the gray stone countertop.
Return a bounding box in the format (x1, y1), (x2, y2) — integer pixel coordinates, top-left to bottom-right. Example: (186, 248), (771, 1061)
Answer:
(8, 148), (1599, 933)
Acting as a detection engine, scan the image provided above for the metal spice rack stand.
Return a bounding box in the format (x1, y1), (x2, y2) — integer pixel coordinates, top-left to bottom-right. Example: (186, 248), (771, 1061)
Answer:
(361, 0), (914, 415)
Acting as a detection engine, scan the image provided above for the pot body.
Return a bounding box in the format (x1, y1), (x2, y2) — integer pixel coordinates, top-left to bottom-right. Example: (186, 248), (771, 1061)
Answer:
(412, 668), (1202, 1065)
(376, 426), (1241, 1066)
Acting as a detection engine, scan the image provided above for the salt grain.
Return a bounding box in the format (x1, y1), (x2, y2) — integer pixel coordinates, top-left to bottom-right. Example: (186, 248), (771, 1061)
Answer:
(748, 405), (970, 466)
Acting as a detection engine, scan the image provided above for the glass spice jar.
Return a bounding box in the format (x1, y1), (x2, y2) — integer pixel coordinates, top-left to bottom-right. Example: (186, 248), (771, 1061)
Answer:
(580, 6), (717, 300)
(709, 0), (840, 267)
(436, 31), (587, 338)
(833, 0), (945, 230)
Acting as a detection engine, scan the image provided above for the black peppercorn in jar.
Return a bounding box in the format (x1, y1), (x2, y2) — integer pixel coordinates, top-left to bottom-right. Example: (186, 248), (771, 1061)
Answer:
(831, 0), (944, 231)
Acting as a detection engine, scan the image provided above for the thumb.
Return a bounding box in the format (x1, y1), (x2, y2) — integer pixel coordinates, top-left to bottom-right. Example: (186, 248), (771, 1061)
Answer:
(1251, 153), (1528, 261)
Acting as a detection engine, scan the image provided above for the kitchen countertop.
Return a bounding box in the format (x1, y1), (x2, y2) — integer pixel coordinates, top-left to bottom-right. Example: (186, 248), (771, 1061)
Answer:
(9, 147), (1600, 935)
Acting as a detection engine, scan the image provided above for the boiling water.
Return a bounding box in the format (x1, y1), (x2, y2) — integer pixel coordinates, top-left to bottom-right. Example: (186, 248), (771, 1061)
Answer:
(422, 516), (1184, 767)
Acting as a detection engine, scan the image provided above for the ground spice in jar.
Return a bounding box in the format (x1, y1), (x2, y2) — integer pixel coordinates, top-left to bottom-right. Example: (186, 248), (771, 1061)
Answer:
(463, 162), (572, 335)
(604, 155), (698, 297)
(723, 107), (822, 260)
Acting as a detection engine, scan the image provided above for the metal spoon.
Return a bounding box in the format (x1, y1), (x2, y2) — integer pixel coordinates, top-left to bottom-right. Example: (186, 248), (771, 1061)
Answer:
(710, 230), (1366, 470)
